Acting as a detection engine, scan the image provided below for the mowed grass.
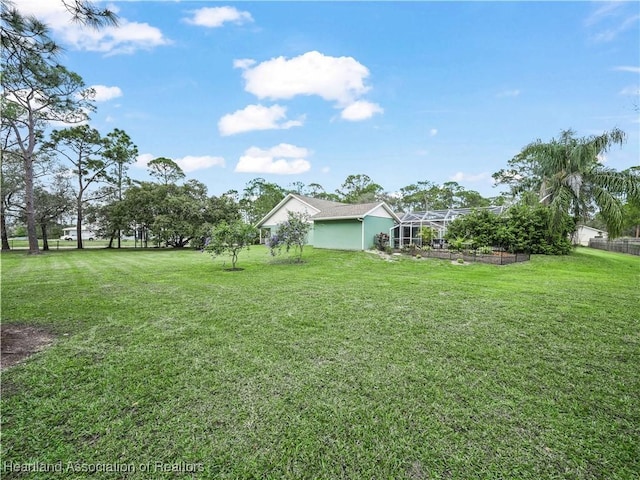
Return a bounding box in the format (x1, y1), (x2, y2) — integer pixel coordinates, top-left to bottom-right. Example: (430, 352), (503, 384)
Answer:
(1, 247), (638, 479)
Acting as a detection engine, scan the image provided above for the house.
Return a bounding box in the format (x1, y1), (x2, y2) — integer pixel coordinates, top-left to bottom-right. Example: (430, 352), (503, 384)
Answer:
(60, 226), (98, 241)
(256, 193), (400, 251)
(574, 225), (606, 246)
(256, 194), (344, 245)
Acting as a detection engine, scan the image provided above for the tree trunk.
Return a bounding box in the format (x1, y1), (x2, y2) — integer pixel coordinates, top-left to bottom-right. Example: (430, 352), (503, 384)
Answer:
(76, 198), (83, 249)
(108, 231), (115, 248)
(41, 223), (49, 251)
(635, 224), (639, 238)
(24, 154), (40, 254)
(1, 207), (10, 251)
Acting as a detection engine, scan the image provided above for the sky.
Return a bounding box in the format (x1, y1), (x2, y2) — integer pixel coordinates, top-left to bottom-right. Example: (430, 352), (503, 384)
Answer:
(13, 0), (640, 198)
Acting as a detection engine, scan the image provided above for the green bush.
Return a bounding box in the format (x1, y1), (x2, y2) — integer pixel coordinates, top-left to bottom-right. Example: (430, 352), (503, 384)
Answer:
(374, 232), (390, 251)
(445, 205), (574, 254)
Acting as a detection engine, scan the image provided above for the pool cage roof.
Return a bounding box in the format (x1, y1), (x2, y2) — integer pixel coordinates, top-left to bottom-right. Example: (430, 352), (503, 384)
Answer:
(393, 205), (508, 244)
(398, 205), (507, 225)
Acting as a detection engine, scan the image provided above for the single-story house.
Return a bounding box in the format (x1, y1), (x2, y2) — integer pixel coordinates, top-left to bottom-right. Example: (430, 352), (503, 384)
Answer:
(59, 225), (98, 241)
(256, 193), (400, 251)
(574, 225), (607, 246)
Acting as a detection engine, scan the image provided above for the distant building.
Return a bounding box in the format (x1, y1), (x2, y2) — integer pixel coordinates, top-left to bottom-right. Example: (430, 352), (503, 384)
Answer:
(574, 225), (606, 246)
(60, 226), (98, 241)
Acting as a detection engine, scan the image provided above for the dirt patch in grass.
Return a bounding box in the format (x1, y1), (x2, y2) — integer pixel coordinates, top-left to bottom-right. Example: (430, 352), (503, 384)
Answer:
(1, 324), (55, 370)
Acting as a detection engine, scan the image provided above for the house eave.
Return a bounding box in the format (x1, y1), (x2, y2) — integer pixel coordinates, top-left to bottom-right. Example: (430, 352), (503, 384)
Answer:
(255, 193), (321, 228)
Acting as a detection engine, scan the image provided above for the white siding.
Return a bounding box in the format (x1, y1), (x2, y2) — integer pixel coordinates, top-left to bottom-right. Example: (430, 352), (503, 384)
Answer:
(367, 204), (393, 219)
(262, 197), (319, 227)
(575, 226), (607, 246)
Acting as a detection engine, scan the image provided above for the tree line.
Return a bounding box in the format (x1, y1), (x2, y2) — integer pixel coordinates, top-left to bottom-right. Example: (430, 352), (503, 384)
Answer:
(2, 1), (638, 254)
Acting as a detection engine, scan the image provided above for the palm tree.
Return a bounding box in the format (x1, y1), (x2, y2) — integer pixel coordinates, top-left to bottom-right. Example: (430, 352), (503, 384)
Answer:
(510, 128), (639, 239)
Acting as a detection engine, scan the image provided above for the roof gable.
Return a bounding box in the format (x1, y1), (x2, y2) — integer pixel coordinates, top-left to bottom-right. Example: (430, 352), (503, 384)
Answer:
(256, 193), (345, 227)
(312, 202), (400, 221)
(292, 194), (345, 211)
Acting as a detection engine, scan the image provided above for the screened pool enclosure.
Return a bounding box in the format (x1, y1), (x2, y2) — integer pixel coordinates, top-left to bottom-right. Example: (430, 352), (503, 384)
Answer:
(391, 206), (508, 248)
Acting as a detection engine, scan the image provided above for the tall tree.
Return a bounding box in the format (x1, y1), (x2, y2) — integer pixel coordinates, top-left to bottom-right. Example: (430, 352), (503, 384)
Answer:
(47, 125), (107, 249)
(494, 129), (639, 238)
(120, 180), (214, 248)
(398, 181), (435, 212)
(0, 140), (24, 250)
(60, 0), (118, 28)
(1, 7), (93, 253)
(336, 174), (383, 204)
(32, 179), (74, 250)
(147, 157), (185, 185)
(240, 178), (286, 225)
(102, 128), (138, 247)
(304, 182), (326, 198)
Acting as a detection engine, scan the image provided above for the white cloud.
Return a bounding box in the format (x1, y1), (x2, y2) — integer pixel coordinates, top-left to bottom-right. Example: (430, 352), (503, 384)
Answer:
(88, 85), (122, 102)
(234, 144), (311, 174)
(619, 85), (640, 95)
(614, 66), (640, 74)
(135, 153), (224, 172)
(429, 128), (438, 137)
(592, 14), (640, 43)
(496, 89), (521, 98)
(176, 155), (225, 172)
(584, 2), (625, 27)
(340, 100), (383, 121)
(13, 0), (170, 55)
(233, 58), (257, 69)
(237, 51), (372, 105)
(585, 2), (640, 43)
(65, 19), (170, 55)
(184, 6), (253, 28)
(218, 104), (304, 136)
(135, 153), (155, 169)
(450, 172), (490, 183)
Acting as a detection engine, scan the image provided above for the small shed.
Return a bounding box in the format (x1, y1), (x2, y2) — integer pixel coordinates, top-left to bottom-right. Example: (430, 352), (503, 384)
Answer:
(574, 225), (607, 246)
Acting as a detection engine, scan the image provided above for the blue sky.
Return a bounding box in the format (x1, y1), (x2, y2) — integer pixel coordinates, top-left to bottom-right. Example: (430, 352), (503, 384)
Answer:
(16, 0), (640, 198)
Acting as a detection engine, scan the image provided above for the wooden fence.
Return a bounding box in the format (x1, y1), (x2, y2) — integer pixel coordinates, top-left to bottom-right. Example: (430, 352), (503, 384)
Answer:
(588, 238), (640, 256)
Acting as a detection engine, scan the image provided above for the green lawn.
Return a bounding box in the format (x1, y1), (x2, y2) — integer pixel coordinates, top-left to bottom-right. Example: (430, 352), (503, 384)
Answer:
(1, 247), (638, 479)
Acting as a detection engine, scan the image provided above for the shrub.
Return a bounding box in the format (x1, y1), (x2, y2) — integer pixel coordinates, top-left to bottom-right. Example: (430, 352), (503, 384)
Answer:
(448, 237), (468, 253)
(374, 232), (390, 251)
(267, 211), (311, 262)
(445, 205), (574, 255)
(205, 220), (258, 270)
(420, 227), (435, 246)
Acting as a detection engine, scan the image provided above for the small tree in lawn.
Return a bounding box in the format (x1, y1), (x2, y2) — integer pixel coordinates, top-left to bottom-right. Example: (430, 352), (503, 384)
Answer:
(268, 211), (311, 263)
(205, 220), (257, 270)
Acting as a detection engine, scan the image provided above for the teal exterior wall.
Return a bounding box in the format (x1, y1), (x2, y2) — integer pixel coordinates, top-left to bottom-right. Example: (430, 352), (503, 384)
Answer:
(261, 223), (314, 245)
(363, 216), (396, 250)
(313, 219), (363, 250)
(313, 216), (396, 250)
